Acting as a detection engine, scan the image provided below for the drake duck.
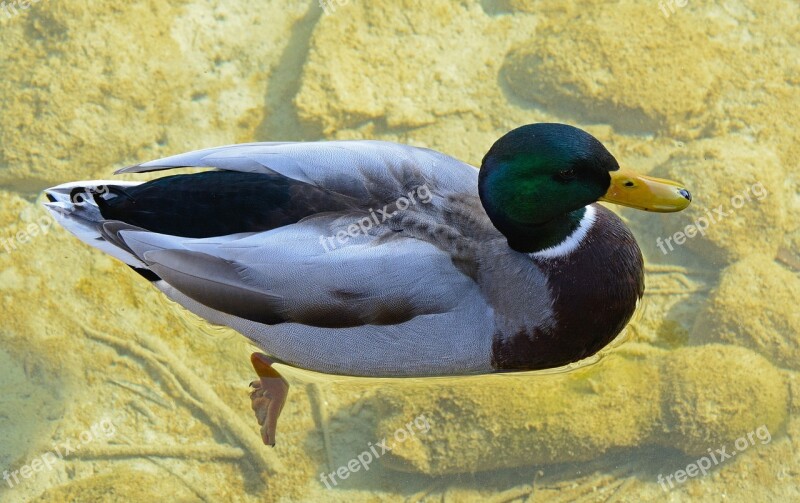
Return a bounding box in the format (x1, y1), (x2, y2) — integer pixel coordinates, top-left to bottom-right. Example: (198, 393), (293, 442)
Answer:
(44, 123), (691, 445)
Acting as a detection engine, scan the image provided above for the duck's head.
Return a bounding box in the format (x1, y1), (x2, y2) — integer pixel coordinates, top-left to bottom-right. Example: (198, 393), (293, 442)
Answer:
(479, 123), (691, 254)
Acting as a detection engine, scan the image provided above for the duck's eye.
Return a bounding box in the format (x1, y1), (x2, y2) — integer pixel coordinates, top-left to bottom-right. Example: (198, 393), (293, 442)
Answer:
(557, 169), (577, 181)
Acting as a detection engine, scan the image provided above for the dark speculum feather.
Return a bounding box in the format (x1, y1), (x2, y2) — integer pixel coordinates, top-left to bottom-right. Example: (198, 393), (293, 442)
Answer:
(97, 171), (358, 238)
(128, 266), (161, 282)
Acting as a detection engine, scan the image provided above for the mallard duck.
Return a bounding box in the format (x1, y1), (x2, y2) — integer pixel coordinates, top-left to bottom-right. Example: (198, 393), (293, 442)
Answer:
(44, 123), (690, 445)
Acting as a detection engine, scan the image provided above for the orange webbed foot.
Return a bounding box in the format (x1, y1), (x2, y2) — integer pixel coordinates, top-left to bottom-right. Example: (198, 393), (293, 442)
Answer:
(249, 352), (289, 447)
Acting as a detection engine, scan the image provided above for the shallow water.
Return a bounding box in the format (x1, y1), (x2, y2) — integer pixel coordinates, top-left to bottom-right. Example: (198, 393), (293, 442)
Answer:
(1, 0), (798, 501)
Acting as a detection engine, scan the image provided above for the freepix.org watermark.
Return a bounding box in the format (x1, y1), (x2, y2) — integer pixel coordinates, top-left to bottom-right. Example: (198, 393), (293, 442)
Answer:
(1, 185), (108, 256)
(3, 418), (117, 489)
(319, 185), (433, 253)
(655, 181), (767, 255)
(0, 213), (55, 255)
(658, 0), (689, 18)
(319, 0), (350, 14)
(319, 413), (430, 489)
(1, 0), (45, 21)
(657, 424), (771, 491)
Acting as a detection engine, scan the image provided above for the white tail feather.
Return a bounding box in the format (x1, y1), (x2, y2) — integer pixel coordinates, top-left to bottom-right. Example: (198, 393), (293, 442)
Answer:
(44, 180), (146, 268)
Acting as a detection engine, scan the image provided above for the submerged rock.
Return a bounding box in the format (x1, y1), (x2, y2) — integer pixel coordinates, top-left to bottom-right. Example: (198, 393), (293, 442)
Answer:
(0, 0), (307, 190)
(693, 255), (800, 369)
(646, 138), (786, 264)
(372, 344), (787, 474)
(502, 0), (730, 137)
(294, 0), (513, 134)
(661, 345), (788, 455)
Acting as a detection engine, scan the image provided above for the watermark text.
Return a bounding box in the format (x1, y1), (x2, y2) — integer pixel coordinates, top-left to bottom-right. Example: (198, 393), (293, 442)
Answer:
(657, 424), (771, 491)
(320, 185), (433, 252)
(3, 418), (117, 489)
(655, 181), (767, 255)
(319, 413), (430, 489)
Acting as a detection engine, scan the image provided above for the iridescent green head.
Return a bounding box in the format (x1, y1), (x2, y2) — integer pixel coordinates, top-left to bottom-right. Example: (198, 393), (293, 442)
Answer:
(479, 123), (691, 253)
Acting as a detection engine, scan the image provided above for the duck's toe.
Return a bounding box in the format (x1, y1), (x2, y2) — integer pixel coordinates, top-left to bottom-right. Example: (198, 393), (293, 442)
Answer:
(249, 352), (289, 447)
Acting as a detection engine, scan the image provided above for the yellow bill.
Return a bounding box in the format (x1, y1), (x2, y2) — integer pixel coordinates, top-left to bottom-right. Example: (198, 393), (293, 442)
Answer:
(600, 169), (692, 212)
